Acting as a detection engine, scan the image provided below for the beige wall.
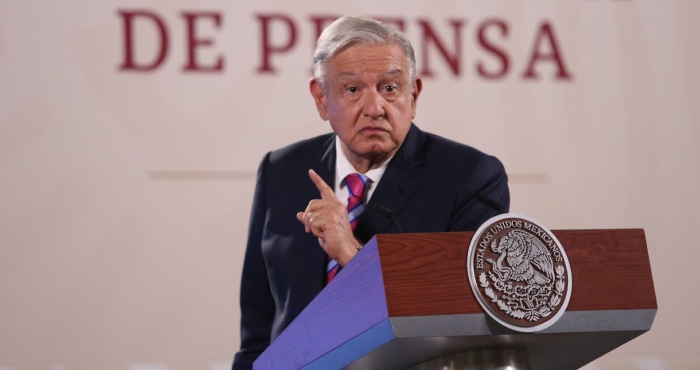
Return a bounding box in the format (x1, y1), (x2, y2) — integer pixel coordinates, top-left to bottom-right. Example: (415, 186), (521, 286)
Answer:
(1, 1), (699, 369)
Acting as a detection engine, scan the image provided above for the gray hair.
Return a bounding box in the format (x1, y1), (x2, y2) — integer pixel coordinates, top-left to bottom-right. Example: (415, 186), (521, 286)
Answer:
(312, 16), (417, 89)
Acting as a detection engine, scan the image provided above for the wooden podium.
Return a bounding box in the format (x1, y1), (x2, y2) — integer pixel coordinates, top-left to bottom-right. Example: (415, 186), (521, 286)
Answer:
(254, 230), (657, 370)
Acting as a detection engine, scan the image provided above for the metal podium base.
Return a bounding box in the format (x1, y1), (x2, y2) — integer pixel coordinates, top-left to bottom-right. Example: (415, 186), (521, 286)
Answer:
(407, 349), (529, 370)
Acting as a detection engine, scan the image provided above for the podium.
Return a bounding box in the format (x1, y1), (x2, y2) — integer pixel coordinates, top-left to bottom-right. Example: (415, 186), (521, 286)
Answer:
(254, 230), (656, 370)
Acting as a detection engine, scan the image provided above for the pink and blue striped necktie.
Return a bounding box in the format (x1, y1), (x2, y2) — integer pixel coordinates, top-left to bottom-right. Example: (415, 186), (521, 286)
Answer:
(326, 173), (370, 284)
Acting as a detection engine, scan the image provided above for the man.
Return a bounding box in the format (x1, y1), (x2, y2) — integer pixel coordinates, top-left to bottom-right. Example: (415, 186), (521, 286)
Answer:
(232, 16), (509, 369)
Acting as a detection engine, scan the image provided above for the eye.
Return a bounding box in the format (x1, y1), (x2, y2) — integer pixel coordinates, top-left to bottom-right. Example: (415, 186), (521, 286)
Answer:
(347, 86), (358, 93)
(384, 85), (396, 92)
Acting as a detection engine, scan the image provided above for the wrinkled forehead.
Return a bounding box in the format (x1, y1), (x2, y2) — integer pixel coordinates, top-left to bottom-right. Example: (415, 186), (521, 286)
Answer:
(326, 44), (410, 81)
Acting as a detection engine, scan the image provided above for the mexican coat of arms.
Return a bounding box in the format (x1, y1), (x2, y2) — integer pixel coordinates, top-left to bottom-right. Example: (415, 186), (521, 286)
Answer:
(467, 214), (573, 332)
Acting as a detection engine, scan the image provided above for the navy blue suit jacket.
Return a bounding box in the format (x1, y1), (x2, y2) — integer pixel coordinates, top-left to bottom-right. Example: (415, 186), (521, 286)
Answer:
(233, 124), (509, 369)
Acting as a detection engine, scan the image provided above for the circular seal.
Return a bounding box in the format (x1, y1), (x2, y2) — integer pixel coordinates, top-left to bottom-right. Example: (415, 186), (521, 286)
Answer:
(467, 213), (572, 332)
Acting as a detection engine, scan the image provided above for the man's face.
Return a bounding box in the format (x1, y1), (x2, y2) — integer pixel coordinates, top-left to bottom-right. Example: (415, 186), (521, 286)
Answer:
(310, 43), (422, 169)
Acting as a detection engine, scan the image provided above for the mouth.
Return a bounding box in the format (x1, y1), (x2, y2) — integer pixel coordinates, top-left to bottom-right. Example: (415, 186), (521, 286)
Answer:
(360, 127), (388, 134)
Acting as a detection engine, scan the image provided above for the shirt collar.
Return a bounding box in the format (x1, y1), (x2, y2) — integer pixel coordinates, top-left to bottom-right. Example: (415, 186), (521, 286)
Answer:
(334, 136), (393, 195)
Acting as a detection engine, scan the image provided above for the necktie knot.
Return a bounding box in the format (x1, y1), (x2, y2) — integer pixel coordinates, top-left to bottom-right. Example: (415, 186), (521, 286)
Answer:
(345, 173), (369, 200)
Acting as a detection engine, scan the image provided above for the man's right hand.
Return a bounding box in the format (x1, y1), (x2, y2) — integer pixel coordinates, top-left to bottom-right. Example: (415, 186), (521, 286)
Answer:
(296, 169), (361, 266)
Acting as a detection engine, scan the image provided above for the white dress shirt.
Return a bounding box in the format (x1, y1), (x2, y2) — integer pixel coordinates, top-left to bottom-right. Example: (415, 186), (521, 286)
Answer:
(333, 135), (393, 206)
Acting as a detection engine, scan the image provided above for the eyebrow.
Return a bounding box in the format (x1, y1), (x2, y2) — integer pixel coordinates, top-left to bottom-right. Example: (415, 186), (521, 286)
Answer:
(335, 69), (404, 79)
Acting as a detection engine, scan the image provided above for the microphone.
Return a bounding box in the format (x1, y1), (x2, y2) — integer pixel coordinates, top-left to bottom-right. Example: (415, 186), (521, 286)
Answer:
(476, 194), (504, 213)
(373, 203), (404, 233)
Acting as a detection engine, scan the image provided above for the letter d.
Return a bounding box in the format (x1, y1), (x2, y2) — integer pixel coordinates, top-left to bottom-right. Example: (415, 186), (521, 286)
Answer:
(118, 10), (169, 71)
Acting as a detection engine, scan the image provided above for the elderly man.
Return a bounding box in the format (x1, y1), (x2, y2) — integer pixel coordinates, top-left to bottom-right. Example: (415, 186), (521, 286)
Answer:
(232, 16), (509, 369)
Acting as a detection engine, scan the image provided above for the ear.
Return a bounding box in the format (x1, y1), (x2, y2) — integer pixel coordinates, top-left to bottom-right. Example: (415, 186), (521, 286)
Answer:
(410, 77), (423, 117)
(309, 78), (329, 121)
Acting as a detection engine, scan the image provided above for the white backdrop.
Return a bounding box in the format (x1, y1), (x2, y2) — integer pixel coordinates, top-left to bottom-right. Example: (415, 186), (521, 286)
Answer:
(1, 1), (699, 369)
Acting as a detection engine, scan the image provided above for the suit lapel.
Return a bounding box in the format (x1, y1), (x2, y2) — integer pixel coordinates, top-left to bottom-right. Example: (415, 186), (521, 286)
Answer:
(309, 135), (336, 277)
(315, 135), (336, 189)
(357, 124), (426, 241)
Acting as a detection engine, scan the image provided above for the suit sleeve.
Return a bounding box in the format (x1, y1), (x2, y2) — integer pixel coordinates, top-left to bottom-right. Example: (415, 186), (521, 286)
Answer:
(233, 153), (275, 370)
(450, 154), (510, 231)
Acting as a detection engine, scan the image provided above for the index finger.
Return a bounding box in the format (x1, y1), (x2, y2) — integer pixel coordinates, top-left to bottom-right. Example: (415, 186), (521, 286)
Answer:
(308, 169), (337, 200)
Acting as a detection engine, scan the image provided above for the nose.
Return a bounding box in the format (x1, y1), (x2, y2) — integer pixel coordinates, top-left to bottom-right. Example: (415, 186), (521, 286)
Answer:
(362, 89), (385, 120)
